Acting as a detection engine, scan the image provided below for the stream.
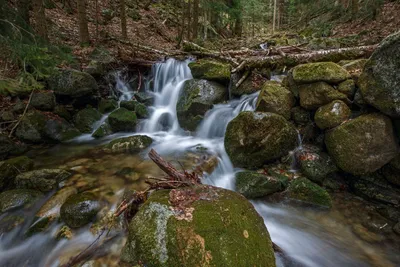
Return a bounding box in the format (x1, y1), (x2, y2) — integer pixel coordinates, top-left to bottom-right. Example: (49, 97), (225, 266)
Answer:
(0, 59), (399, 267)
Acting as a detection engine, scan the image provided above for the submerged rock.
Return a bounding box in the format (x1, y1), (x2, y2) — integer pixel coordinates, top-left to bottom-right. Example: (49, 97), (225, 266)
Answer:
(225, 111), (298, 169)
(105, 135), (153, 153)
(31, 91), (56, 111)
(0, 189), (43, 213)
(0, 156), (34, 190)
(286, 177), (332, 208)
(15, 169), (72, 192)
(188, 59), (231, 85)
(325, 113), (399, 175)
(314, 100), (351, 130)
(120, 185), (276, 267)
(73, 108), (102, 133)
(358, 31), (400, 118)
(255, 81), (295, 120)
(108, 108), (137, 132)
(291, 62), (351, 84)
(60, 192), (101, 228)
(298, 82), (348, 110)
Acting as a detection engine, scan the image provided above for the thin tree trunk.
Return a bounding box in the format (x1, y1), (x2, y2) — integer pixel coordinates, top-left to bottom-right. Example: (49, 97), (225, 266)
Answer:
(192, 0), (199, 40)
(32, 0), (48, 40)
(120, 0), (127, 39)
(272, 0), (277, 33)
(77, 0), (90, 45)
(17, 0), (31, 27)
(186, 0), (191, 40)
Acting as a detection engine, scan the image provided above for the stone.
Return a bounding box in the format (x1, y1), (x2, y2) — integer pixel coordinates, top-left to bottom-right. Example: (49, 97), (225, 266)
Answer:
(255, 81), (295, 120)
(15, 110), (47, 143)
(0, 156), (34, 190)
(105, 135), (153, 153)
(0, 189), (43, 213)
(394, 223), (400, 235)
(0, 134), (26, 160)
(120, 100), (149, 119)
(291, 106), (311, 125)
(177, 79), (227, 131)
(53, 105), (72, 121)
(286, 177), (332, 208)
(45, 117), (81, 142)
(120, 185), (276, 267)
(314, 100), (351, 130)
(108, 108), (137, 132)
(358, 31), (400, 117)
(73, 108), (102, 133)
(337, 79), (356, 99)
(15, 169), (72, 192)
(188, 59), (231, 85)
(299, 82), (348, 110)
(341, 59), (367, 76)
(134, 92), (154, 106)
(225, 112), (298, 169)
(60, 192), (101, 228)
(382, 155), (400, 186)
(92, 121), (112, 138)
(325, 113), (399, 175)
(291, 62), (351, 84)
(31, 91), (56, 111)
(230, 73), (262, 97)
(0, 110), (15, 122)
(98, 99), (118, 113)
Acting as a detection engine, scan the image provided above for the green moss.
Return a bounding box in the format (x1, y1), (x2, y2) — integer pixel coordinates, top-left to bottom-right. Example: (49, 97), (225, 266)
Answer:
(287, 177), (332, 208)
(48, 69), (98, 98)
(15, 110), (47, 143)
(73, 108), (102, 133)
(291, 106), (311, 125)
(292, 62), (351, 84)
(0, 189), (43, 213)
(298, 82), (348, 110)
(188, 59), (231, 85)
(98, 99), (118, 113)
(337, 79), (356, 99)
(108, 108), (137, 132)
(92, 122), (112, 138)
(299, 150), (338, 184)
(105, 135), (153, 153)
(314, 100), (351, 130)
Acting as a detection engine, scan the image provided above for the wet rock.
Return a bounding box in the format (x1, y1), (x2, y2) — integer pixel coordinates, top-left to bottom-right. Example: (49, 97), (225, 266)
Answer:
(98, 99), (118, 113)
(108, 108), (137, 132)
(235, 170), (288, 199)
(177, 79), (227, 131)
(325, 113), (399, 175)
(0, 134), (26, 160)
(0, 156), (34, 190)
(0, 189), (43, 213)
(92, 121), (112, 138)
(15, 169), (72, 192)
(358, 31), (400, 118)
(291, 62), (351, 84)
(134, 92), (154, 106)
(352, 224), (385, 243)
(225, 112), (297, 169)
(382, 155), (400, 186)
(337, 79), (356, 99)
(255, 81), (295, 120)
(188, 59), (231, 85)
(56, 225), (73, 240)
(15, 110), (47, 143)
(298, 82), (348, 110)
(299, 147), (338, 184)
(73, 108), (102, 133)
(286, 177), (332, 208)
(314, 100), (351, 130)
(45, 117), (81, 142)
(31, 91), (56, 111)
(120, 185), (276, 267)
(0, 214), (24, 233)
(394, 223), (400, 235)
(291, 106), (311, 125)
(60, 192), (101, 228)
(120, 100), (149, 119)
(353, 89), (366, 107)
(105, 135), (152, 153)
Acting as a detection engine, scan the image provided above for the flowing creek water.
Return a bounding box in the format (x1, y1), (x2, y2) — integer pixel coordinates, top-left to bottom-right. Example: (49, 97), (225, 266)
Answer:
(0, 59), (399, 266)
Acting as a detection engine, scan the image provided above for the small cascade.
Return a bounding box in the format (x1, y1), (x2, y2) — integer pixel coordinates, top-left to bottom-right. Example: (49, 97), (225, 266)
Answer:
(288, 130), (304, 172)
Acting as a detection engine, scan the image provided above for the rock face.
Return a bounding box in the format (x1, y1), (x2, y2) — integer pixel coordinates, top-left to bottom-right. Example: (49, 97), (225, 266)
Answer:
(286, 177), (332, 208)
(358, 31), (400, 117)
(120, 185), (276, 267)
(225, 112), (298, 169)
(314, 100), (351, 130)
(177, 79), (227, 131)
(108, 108), (137, 132)
(31, 91), (56, 111)
(188, 59), (231, 85)
(291, 62), (351, 84)
(298, 82), (348, 110)
(15, 169), (71, 192)
(0, 189), (43, 213)
(255, 81), (295, 120)
(0, 156), (34, 190)
(73, 108), (102, 133)
(60, 192), (101, 228)
(105, 135), (153, 153)
(325, 113), (399, 175)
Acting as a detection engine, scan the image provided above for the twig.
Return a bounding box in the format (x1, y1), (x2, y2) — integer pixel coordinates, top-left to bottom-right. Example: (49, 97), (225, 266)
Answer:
(235, 70), (250, 89)
(9, 89), (34, 138)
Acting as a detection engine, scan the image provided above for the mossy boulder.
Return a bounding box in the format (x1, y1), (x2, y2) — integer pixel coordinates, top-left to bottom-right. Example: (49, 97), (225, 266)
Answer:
(134, 92), (154, 106)
(230, 73), (261, 97)
(299, 82), (348, 110)
(120, 185), (276, 267)
(45, 117), (81, 142)
(0, 156), (34, 190)
(225, 112), (298, 169)
(31, 91), (56, 111)
(291, 106), (311, 125)
(15, 110), (47, 143)
(358, 31), (400, 118)
(0, 134), (26, 160)
(286, 177), (332, 208)
(105, 135), (153, 153)
(15, 169), (72, 192)
(108, 108), (137, 132)
(382, 155), (400, 186)
(0, 110), (15, 122)
(60, 192), (101, 228)
(291, 62), (351, 84)
(0, 189), (43, 213)
(121, 100), (149, 118)
(314, 100), (351, 130)
(73, 108), (102, 133)
(54, 105), (72, 121)
(98, 99), (118, 113)
(255, 81), (295, 120)
(340, 59), (367, 75)
(235, 170), (288, 199)
(92, 121), (112, 138)
(337, 79), (356, 99)
(177, 79), (227, 131)
(325, 113), (399, 175)
(188, 59), (231, 85)
(48, 69), (99, 98)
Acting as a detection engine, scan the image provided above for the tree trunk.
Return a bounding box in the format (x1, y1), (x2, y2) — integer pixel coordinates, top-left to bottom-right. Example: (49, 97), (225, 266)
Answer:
(120, 0), (127, 39)
(17, 0), (31, 27)
(272, 0), (277, 33)
(32, 0), (47, 40)
(186, 0), (191, 40)
(77, 0), (90, 45)
(191, 0), (199, 40)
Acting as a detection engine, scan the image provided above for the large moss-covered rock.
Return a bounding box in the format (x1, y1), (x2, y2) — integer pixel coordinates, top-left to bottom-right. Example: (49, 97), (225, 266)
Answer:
(105, 135), (152, 153)
(45, 117), (81, 142)
(60, 192), (101, 228)
(299, 82), (348, 110)
(314, 100), (351, 130)
(48, 69), (99, 98)
(98, 99), (118, 113)
(358, 31), (400, 118)
(188, 59), (231, 85)
(0, 189), (43, 213)
(73, 108), (102, 133)
(286, 177), (332, 208)
(255, 81), (295, 120)
(291, 62), (351, 84)
(108, 108), (137, 132)
(31, 91), (56, 111)
(177, 79), (227, 131)
(120, 185), (275, 267)
(337, 79), (356, 99)
(92, 121), (112, 138)
(121, 100), (149, 118)
(225, 112), (298, 168)
(15, 110), (47, 143)
(0, 156), (34, 190)
(235, 170), (288, 199)
(15, 169), (71, 192)
(325, 113), (399, 175)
